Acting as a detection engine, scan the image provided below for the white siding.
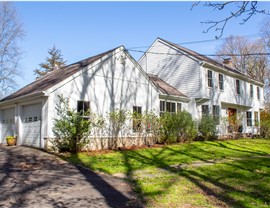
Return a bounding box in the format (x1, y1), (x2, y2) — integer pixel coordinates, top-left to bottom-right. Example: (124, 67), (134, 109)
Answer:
(46, 49), (160, 138)
(139, 40), (201, 98)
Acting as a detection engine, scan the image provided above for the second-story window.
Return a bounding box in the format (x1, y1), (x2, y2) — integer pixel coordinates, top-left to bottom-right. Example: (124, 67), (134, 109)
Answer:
(219, 74), (224, 90)
(257, 87), (260, 100)
(208, 70), (213, 88)
(236, 79), (240, 95)
(250, 84), (254, 98)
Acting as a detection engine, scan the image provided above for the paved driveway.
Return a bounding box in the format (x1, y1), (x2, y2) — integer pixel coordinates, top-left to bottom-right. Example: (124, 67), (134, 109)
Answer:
(0, 145), (142, 208)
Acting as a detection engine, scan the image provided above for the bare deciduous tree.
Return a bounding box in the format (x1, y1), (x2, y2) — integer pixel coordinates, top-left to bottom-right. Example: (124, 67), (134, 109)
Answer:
(216, 35), (269, 83)
(0, 2), (23, 99)
(192, 1), (270, 39)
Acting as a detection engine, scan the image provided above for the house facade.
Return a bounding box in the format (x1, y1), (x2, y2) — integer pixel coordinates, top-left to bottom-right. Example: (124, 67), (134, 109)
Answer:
(139, 38), (265, 136)
(0, 46), (188, 149)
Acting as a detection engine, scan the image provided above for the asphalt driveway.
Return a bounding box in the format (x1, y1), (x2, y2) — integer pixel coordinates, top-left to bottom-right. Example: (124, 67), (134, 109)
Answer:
(0, 145), (142, 208)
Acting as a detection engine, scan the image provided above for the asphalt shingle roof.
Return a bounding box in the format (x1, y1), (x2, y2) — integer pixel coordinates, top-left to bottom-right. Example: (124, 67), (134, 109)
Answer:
(148, 74), (187, 97)
(1, 48), (116, 102)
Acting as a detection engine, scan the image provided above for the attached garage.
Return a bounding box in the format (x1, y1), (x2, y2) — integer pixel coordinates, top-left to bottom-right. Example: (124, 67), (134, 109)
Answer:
(22, 103), (42, 148)
(0, 108), (15, 143)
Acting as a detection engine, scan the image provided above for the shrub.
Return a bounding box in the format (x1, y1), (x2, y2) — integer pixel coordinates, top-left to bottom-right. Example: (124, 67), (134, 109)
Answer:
(198, 115), (218, 140)
(107, 109), (127, 139)
(159, 111), (197, 144)
(53, 95), (92, 153)
(260, 110), (270, 138)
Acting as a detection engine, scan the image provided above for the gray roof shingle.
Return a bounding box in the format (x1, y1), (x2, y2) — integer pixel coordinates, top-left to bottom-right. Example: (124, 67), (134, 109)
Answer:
(1, 48), (116, 102)
(148, 74), (187, 97)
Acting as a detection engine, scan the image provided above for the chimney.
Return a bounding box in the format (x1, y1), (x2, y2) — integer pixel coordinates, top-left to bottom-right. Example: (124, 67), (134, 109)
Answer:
(223, 58), (233, 67)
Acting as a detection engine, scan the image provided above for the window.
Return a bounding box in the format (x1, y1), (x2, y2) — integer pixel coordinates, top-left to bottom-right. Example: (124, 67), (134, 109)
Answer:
(177, 103), (182, 112)
(236, 79), (240, 95)
(202, 105), (209, 116)
(166, 102), (176, 113)
(160, 101), (165, 116)
(218, 74), (224, 90)
(208, 70), (213, 88)
(213, 105), (220, 124)
(133, 106), (142, 132)
(246, 111), (252, 126)
(77, 101), (90, 116)
(257, 87), (260, 100)
(160, 100), (180, 116)
(250, 84), (253, 98)
(254, 111), (259, 126)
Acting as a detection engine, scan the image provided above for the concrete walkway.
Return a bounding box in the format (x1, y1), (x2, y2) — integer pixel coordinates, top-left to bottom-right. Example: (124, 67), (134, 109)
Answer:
(0, 145), (142, 208)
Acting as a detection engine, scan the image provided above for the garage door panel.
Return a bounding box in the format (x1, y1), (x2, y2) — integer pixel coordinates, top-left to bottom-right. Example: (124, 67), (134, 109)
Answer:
(1, 108), (15, 143)
(22, 104), (42, 148)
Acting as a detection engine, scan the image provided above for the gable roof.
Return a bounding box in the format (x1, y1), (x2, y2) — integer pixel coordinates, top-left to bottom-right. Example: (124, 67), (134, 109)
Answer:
(1, 47), (117, 102)
(148, 74), (187, 97)
(157, 38), (263, 85)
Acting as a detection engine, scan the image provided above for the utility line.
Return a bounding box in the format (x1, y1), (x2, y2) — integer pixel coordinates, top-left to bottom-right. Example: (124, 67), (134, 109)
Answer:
(127, 49), (270, 57)
(127, 33), (262, 50)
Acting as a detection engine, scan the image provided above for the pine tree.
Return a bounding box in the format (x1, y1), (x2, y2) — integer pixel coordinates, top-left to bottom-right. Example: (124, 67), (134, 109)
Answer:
(34, 46), (67, 78)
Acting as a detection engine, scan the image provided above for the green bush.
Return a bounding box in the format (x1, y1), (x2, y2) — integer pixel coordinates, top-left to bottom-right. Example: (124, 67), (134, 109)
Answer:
(198, 115), (218, 141)
(260, 110), (270, 138)
(159, 111), (197, 144)
(53, 95), (92, 153)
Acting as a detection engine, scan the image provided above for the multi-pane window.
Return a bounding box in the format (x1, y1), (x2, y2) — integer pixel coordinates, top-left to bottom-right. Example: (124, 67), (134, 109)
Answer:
(236, 79), (240, 95)
(257, 87), (260, 100)
(250, 84), (253, 98)
(213, 105), (220, 124)
(177, 103), (182, 112)
(77, 101), (90, 116)
(218, 74), (224, 90)
(166, 102), (176, 113)
(208, 70), (213, 88)
(254, 111), (259, 126)
(133, 106), (142, 132)
(160, 100), (181, 116)
(202, 105), (209, 116)
(160, 101), (166, 116)
(246, 111), (252, 126)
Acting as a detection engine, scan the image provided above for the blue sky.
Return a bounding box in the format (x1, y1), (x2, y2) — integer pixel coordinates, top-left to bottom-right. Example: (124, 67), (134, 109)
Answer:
(14, 1), (270, 87)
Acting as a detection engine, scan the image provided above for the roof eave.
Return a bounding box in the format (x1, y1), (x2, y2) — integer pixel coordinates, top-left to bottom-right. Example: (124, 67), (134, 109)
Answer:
(159, 94), (190, 102)
(0, 91), (47, 107)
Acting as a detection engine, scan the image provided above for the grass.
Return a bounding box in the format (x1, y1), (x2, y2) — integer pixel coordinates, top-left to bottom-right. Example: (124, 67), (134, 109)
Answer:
(64, 138), (270, 207)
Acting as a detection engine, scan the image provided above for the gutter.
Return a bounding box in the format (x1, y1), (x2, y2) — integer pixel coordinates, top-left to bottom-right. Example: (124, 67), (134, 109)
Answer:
(203, 62), (264, 87)
(159, 94), (190, 102)
(0, 91), (47, 107)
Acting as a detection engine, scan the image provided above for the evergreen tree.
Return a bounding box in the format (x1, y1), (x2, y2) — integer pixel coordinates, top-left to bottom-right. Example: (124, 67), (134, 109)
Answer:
(34, 46), (67, 78)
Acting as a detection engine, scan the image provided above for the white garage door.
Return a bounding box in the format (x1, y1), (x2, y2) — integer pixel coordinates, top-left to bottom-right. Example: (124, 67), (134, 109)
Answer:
(1, 108), (15, 143)
(22, 103), (42, 148)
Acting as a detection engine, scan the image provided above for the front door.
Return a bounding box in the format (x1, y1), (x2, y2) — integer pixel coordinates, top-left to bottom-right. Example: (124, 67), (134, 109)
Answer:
(228, 108), (237, 132)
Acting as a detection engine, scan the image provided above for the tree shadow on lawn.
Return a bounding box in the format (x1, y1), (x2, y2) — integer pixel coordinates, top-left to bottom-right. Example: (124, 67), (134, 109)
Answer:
(118, 145), (270, 207)
(206, 140), (269, 156)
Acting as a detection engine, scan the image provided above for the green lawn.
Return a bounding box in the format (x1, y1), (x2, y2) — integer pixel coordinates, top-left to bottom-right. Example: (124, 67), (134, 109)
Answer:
(64, 138), (270, 207)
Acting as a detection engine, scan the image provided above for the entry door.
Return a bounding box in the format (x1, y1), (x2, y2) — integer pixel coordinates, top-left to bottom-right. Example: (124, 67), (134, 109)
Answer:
(22, 103), (42, 148)
(228, 108), (237, 132)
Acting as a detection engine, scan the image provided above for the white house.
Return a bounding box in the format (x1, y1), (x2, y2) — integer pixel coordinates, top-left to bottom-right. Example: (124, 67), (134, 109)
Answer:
(0, 46), (188, 149)
(139, 38), (265, 135)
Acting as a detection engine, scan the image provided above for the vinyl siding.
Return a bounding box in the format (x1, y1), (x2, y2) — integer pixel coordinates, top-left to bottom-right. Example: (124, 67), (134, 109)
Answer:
(46, 49), (160, 138)
(139, 40), (201, 98)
